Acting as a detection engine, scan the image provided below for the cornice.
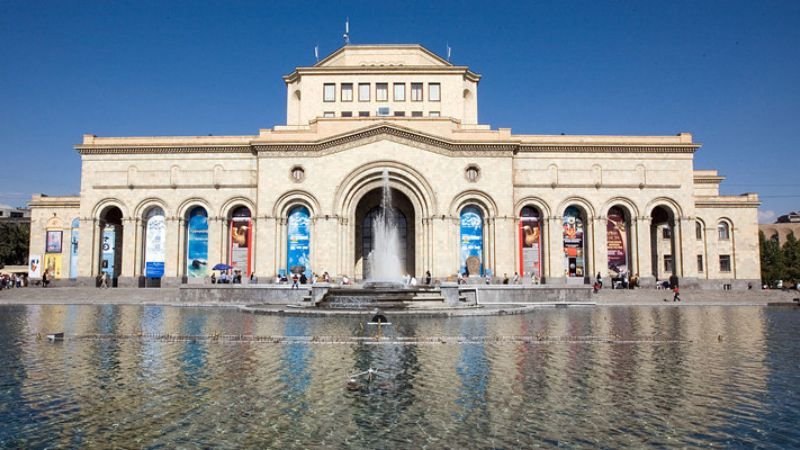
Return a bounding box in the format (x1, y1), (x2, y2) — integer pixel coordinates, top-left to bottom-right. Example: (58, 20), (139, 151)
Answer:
(75, 145), (253, 155)
(518, 144), (699, 154)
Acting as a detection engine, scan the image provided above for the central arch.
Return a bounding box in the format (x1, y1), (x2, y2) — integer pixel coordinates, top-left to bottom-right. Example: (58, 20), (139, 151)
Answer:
(355, 188), (415, 279)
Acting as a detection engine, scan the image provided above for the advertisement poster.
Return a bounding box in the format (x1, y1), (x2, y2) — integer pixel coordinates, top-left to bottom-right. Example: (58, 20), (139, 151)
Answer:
(46, 230), (62, 253)
(562, 206), (584, 277)
(187, 207), (209, 279)
(460, 206), (483, 275)
(28, 254), (42, 278)
(520, 214), (541, 279)
(44, 254), (62, 279)
(287, 206), (311, 276)
(101, 226), (116, 277)
(230, 217), (251, 275)
(607, 207), (628, 276)
(70, 219), (79, 279)
(144, 210), (166, 278)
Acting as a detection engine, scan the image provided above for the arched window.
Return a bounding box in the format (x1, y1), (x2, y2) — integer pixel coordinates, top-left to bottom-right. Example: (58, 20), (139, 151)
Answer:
(460, 205), (484, 276)
(519, 206), (542, 279)
(696, 221), (703, 240)
(607, 206), (631, 278)
(186, 206), (209, 279)
(718, 221), (730, 240)
(287, 206), (311, 277)
(563, 206), (587, 279)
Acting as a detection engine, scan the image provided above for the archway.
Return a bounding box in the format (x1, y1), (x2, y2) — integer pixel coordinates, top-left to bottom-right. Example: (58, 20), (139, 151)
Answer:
(562, 205), (588, 283)
(141, 206), (166, 287)
(650, 205), (676, 281)
(98, 206), (123, 287)
(519, 205), (543, 281)
(607, 205), (633, 282)
(355, 187), (415, 280)
(185, 206), (209, 280)
(228, 206), (252, 277)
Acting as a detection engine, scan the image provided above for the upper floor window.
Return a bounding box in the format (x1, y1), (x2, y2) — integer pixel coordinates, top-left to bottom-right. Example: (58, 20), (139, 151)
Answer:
(718, 221), (730, 240)
(411, 111), (423, 117)
(376, 83), (388, 102)
(322, 111), (335, 118)
(341, 111), (353, 117)
(411, 83), (423, 101)
(429, 83), (441, 102)
(695, 222), (703, 240)
(358, 83), (370, 101)
(393, 111), (406, 117)
(341, 83), (353, 102)
(394, 83), (406, 101)
(358, 111), (370, 117)
(323, 84), (335, 102)
(662, 226), (672, 239)
(429, 111), (440, 117)
(719, 254), (731, 272)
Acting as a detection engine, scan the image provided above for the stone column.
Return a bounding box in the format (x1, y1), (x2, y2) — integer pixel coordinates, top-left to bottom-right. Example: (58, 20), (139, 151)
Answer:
(119, 217), (137, 287)
(163, 216), (182, 287)
(494, 216), (516, 281)
(258, 215), (277, 280)
(635, 216), (654, 287)
(547, 215), (565, 284)
(76, 217), (98, 286)
(594, 216), (608, 282)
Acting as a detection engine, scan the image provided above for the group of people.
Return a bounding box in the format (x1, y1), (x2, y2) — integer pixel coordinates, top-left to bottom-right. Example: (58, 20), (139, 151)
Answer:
(210, 271), (245, 284)
(0, 273), (25, 289)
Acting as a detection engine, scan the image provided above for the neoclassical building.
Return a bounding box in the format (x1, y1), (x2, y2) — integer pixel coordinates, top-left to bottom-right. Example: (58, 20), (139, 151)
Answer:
(28, 44), (761, 288)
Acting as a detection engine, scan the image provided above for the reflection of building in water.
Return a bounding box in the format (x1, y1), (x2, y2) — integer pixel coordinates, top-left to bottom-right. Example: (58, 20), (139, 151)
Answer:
(29, 45), (759, 288)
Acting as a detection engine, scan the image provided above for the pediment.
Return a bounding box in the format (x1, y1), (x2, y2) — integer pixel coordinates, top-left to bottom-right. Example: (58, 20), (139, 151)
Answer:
(315, 45), (451, 68)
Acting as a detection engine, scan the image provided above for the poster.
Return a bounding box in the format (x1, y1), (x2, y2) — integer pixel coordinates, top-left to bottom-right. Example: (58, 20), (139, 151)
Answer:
(607, 208), (628, 276)
(187, 207), (209, 278)
(460, 206), (483, 275)
(28, 254), (41, 278)
(44, 254), (62, 279)
(520, 213), (541, 278)
(287, 206), (311, 276)
(230, 217), (251, 274)
(101, 225), (116, 277)
(144, 210), (166, 278)
(562, 206), (584, 278)
(70, 219), (79, 279)
(46, 230), (62, 253)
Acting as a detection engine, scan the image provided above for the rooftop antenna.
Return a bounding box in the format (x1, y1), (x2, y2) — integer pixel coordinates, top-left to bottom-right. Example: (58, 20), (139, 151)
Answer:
(447, 42), (452, 62)
(343, 17), (350, 45)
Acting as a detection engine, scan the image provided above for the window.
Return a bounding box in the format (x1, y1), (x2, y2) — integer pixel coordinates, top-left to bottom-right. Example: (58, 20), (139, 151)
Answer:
(323, 83), (335, 102)
(341, 83), (353, 102)
(719, 254), (731, 272)
(429, 111), (440, 117)
(697, 255), (704, 272)
(662, 226), (672, 239)
(411, 111), (423, 117)
(358, 111), (370, 117)
(718, 221), (730, 240)
(663, 255), (673, 273)
(429, 83), (441, 101)
(376, 83), (388, 101)
(290, 166), (305, 182)
(322, 111), (335, 118)
(394, 83), (405, 101)
(411, 83), (423, 101)
(341, 111), (353, 117)
(358, 83), (370, 101)
(377, 107), (390, 116)
(465, 165), (480, 182)
(393, 111), (405, 117)
(696, 222), (703, 240)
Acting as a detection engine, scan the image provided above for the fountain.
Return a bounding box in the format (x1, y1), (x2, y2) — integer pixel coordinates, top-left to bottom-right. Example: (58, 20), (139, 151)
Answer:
(364, 169), (404, 289)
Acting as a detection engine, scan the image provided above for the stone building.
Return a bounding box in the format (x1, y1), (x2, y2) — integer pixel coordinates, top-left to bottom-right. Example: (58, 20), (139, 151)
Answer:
(759, 212), (800, 246)
(28, 44), (761, 288)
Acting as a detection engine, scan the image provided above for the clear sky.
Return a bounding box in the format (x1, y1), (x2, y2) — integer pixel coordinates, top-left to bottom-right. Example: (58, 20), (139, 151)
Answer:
(1, 1), (798, 222)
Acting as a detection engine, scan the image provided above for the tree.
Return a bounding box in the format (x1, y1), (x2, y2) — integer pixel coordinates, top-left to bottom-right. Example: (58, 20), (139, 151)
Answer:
(760, 231), (785, 286)
(0, 222), (30, 266)
(782, 232), (800, 282)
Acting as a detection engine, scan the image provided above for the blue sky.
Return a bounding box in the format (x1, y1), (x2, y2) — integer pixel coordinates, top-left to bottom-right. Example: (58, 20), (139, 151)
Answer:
(1, 1), (798, 222)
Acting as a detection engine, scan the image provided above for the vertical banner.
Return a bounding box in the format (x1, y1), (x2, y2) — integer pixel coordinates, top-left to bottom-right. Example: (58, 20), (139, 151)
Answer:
(607, 207), (628, 276)
(70, 219), (79, 279)
(44, 254), (62, 279)
(28, 254), (42, 278)
(520, 208), (541, 278)
(46, 230), (62, 253)
(287, 206), (311, 277)
(101, 225), (116, 278)
(187, 207), (209, 278)
(230, 217), (251, 275)
(144, 209), (166, 278)
(562, 206), (585, 278)
(459, 206), (483, 275)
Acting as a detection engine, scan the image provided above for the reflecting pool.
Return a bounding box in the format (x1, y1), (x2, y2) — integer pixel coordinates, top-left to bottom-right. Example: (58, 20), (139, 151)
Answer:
(1, 305), (799, 448)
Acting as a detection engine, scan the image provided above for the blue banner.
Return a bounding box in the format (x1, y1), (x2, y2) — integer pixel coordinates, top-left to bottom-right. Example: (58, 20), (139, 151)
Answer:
(101, 226), (116, 277)
(187, 207), (208, 278)
(460, 206), (483, 275)
(70, 218), (79, 279)
(287, 206), (311, 277)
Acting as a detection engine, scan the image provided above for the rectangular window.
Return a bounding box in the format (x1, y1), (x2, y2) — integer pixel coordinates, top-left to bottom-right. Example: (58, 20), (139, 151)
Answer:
(341, 111), (353, 117)
(376, 83), (388, 101)
(393, 111), (406, 117)
(429, 111), (440, 117)
(323, 83), (335, 102)
(322, 111), (335, 118)
(663, 255), (673, 273)
(358, 83), (370, 101)
(358, 111), (370, 117)
(429, 83), (441, 102)
(719, 255), (731, 272)
(662, 227), (672, 239)
(341, 83), (353, 102)
(377, 106), (390, 116)
(394, 83), (405, 101)
(697, 255), (704, 272)
(411, 111), (423, 117)
(411, 83), (423, 101)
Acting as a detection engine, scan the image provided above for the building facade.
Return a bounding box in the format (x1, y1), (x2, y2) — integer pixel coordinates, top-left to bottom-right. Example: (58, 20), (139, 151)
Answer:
(29, 45), (761, 288)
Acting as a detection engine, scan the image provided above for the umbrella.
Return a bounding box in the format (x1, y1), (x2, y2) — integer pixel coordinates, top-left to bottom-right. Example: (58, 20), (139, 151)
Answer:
(212, 263), (233, 271)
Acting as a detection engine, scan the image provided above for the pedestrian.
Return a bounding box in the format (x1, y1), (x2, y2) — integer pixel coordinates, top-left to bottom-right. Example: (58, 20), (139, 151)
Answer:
(673, 285), (681, 302)
(42, 269), (49, 288)
(291, 273), (299, 289)
(512, 272), (519, 284)
(485, 273), (491, 285)
(425, 270), (432, 285)
(300, 273), (308, 284)
(502, 273), (509, 285)
(596, 272), (603, 289)
(101, 271), (109, 288)
(410, 276), (417, 286)
(210, 273), (216, 284)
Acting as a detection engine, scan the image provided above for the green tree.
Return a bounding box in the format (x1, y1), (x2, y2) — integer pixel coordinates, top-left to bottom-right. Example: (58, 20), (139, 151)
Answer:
(782, 232), (800, 282)
(0, 222), (30, 266)
(760, 231), (785, 286)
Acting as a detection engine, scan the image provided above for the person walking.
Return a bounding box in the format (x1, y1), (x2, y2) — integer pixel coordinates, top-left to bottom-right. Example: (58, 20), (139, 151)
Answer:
(512, 272), (520, 285)
(425, 270), (432, 285)
(291, 273), (299, 289)
(669, 273), (680, 302)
